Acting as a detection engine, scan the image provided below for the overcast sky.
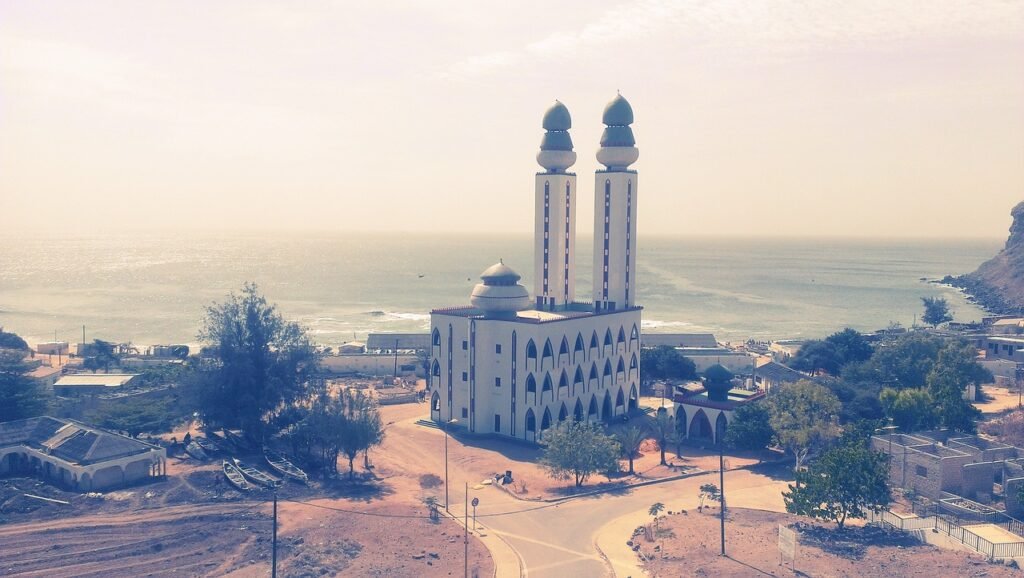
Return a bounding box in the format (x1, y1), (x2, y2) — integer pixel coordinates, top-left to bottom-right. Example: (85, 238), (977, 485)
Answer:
(2, 1), (1022, 238)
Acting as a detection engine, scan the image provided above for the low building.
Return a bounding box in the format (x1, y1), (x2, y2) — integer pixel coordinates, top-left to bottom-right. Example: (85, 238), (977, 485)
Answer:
(983, 336), (1024, 363)
(0, 416), (166, 491)
(752, 360), (807, 394)
(338, 341), (366, 354)
(36, 342), (69, 355)
(672, 383), (765, 445)
(53, 373), (138, 396)
(677, 347), (754, 374)
(769, 340), (805, 363)
(28, 365), (62, 388)
(365, 333), (430, 353)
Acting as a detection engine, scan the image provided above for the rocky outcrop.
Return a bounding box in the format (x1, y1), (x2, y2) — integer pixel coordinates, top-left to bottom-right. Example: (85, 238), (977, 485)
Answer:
(945, 202), (1024, 315)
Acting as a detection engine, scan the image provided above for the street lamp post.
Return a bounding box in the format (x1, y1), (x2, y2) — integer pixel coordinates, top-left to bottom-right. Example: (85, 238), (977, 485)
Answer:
(719, 439), (726, 556)
(444, 418), (457, 513)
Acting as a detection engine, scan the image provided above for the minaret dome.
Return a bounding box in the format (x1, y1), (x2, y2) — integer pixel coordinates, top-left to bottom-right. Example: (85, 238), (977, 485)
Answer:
(597, 93), (639, 171)
(537, 100), (577, 173)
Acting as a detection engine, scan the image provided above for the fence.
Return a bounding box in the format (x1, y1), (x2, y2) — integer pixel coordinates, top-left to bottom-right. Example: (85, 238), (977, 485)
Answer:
(868, 509), (1024, 560)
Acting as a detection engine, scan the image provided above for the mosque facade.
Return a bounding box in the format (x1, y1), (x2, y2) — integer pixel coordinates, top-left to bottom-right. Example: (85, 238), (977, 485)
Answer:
(429, 95), (642, 442)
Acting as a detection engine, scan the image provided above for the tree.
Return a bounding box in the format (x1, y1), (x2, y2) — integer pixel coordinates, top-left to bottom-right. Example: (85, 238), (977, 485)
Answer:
(0, 329), (29, 351)
(83, 339), (119, 373)
(539, 422), (620, 487)
(0, 349), (49, 422)
(926, 340), (989, 432)
(640, 346), (698, 387)
(615, 426), (648, 474)
(783, 442), (891, 529)
(423, 496), (440, 522)
(651, 410), (676, 466)
(648, 502), (665, 534)
(698, 483), (721, 512)
(90, 396), (180, 437)
(866, 332), (944, 390)
(767, 380), (841, 471)
(337, 389), (384, 479)
(879, 388), (937, 432)
(724, 402), (774, 451)
(196, 283), (320, 439)
(921, 296), (953, 328)
(791, 340), (841, 376)
(825, 328), (874, 366)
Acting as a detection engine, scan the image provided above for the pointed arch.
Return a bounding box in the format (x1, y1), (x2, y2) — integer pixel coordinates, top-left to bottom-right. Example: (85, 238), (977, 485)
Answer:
(541, 407), (552, 431)
(629, 353), (638, 377)
(617, 326), (626, 346)
(431, 328), (441, 347)
(603, 359), (613, 386)
(542, 374), (553, 395)
(559, 336), (570, 364)
(616, 357), (626, 381)
(431, 390), (440, 414)
(573, 367), (585, 394)
(689, 409), (713, 440)
(526, 374), (537, 394)
(574, 398), (584, 422)
(628, 383), (638, 411)
(589, 362), (599, 387)
(525, 408), (536, 432)
(574, 333), (586, 363)
(615, 387), (625, 409)
(431, 359), (441, 377)
(602, 390), (613, 419)
(715, 413), (729, 444)
(630, 323), (639, 344)
(558, 370), (568, 391)
(604, 328), (613, 348)
(588, 394), (599, 418)
(590, 331), (600, 356)
(558, 402), (568, 422)
(526, 339), (538, 370)
(542, 339), (554, 369)
(675, 406), (688, 436)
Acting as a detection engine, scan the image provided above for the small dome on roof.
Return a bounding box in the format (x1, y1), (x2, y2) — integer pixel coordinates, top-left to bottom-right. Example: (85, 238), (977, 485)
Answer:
(480, 260), (521, 283)
(542, 101), (572, 131)
(600, 125), (635, 148)
(602, 93), (634, 126)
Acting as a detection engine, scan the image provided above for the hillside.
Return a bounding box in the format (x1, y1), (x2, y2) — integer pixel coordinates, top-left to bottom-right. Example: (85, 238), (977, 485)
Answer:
(946, 201), (1024, 315)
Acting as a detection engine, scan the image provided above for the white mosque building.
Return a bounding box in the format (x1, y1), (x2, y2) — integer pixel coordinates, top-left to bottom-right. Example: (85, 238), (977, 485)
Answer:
(429, 95), (643, 442)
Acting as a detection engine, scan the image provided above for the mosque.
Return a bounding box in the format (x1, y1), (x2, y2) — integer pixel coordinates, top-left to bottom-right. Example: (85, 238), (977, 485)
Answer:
(429, 94), (642, 441)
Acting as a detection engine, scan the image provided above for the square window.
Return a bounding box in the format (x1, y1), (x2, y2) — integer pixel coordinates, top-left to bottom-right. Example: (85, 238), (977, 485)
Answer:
(495, 344), (502, 354)
(462, 340), (468, 350)
(462, 408), (468, 418)
(462, 371), (468, 381)
(495, 377), (501, 387)
(494, 414), (501, 432)
(915, 465), (927, 477)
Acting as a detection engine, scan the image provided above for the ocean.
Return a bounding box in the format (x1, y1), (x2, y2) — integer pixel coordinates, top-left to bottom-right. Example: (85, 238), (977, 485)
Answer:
(0, 232), (1001, 348)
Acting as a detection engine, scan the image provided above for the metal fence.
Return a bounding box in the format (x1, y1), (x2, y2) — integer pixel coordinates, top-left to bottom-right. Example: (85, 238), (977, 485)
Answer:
(868, 509), (1024, 561)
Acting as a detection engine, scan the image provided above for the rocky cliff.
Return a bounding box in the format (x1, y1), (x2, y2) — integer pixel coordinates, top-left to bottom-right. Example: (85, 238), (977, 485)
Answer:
(946, 201), (1024, 315)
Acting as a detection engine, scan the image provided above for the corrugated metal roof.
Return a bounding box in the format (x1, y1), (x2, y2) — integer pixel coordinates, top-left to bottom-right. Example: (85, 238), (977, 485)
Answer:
(0, 416), (157, 465)
(54, 374), (137, 388)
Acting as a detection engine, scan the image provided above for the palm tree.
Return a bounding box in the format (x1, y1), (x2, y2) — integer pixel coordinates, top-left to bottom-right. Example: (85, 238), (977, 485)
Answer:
(615, 426), (648, 475)
(649, 502), (665, 535)
(652, 412), (675, 466)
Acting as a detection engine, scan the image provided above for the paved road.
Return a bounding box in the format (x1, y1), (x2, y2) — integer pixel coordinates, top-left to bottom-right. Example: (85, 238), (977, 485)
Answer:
(448, 469), (787, 577)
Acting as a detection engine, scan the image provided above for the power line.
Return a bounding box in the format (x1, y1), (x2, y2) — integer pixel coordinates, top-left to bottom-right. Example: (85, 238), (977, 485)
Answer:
(276, 495), (562, 519)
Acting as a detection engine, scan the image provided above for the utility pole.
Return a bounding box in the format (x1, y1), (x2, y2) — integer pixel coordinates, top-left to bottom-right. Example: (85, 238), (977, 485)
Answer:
(464, 482), (469, 578)
(393, 339), (399, 381)
(719, 440), (726, 556)
(272, 492), (278, 578)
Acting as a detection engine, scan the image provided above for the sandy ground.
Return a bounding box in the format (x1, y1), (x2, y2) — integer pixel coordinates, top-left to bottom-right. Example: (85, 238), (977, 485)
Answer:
(978, 386), (1023, 415)
(640, 507), (1020, 577)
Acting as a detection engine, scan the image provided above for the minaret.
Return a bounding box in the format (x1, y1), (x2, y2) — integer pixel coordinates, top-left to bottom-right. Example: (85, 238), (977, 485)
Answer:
(593, 93), (639, 310)
(535, 101), (578, 310)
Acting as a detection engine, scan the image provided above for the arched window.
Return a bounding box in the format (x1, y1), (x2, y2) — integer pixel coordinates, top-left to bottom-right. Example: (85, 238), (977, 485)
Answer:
(541, 408), (552, 431)
(542, 374), (553, 394)
(589, 363), (599, 385)
(716, 413), (729, 444)
(588, 394), (599, 416)
(431, 390), (440, 412)
(432, 328), (441, 347)
(559, 337), (570, 363)
(526, 374), (537, 394)
(558, 370), (568, 390)
(526, 339), (538, 369)
(629, 353), (638, 376)
(558, 403), (568, 422)
(602, 391), (613, 418)
(616, 357), (626, 380)
(615, 388), (625, 408)
(603, 359), (613, 382)
(617, 326), (626, 348)
(526, 409), (536, 432)
(542, 339), (554, 369)
(431, 360), (441, 377)
(574, 333), (585, 363)
(574, 399), (584, 422)
(590, 331), (600, 353)
(574, 367), (584, 387)
(630, 324), (639, 344)
(604, 329), (613, 348)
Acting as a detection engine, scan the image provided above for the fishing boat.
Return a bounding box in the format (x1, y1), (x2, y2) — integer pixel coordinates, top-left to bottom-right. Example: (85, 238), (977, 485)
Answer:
(223, 460), (250, 491)
(233, 458), (279, 488)
(185, 441), (208, 461)
(264, 450), (308, 484)
(195, 437), (220, 455)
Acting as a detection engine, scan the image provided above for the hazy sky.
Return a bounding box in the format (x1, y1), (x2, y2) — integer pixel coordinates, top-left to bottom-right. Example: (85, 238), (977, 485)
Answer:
(2, 1), (1022, 238)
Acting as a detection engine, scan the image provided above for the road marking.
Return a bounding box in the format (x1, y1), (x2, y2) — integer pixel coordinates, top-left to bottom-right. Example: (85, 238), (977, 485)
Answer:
(489, 528), (600, 560)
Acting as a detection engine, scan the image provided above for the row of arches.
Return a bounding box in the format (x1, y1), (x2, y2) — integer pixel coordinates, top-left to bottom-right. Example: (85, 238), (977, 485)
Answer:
(523, 355), (637, 398)
(523, 384), (639, 438)
(674, 406), (729, 444)
(429, 325), (640, 370)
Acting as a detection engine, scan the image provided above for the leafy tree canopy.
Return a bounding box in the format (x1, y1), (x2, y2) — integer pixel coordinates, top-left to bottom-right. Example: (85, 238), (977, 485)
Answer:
(539, 422), (620, 487)
(921, 296), (953, 328)
(0, 329), (29, 351)
(767, 380), (841, 471)
(640, 346), (698, 384)
(724, 401), (774, 451)
(0, 349), (49, 421)
(926, 340), (990, 432)
(783, 441), (891, 529)
(880, 387), (937, 433)
(824, 328), (874, 366)
(196, 282), (320, 439)
(615, 425), (648, 474)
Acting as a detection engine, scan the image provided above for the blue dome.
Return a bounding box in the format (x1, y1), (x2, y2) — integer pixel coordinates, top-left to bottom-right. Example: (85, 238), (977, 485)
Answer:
(542, 101), (572, 131)
(540, 131), (574, 152)
(602, 94), (634, 126)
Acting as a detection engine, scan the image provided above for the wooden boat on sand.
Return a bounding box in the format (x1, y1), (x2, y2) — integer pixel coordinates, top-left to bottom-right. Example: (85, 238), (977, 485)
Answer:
(185, 441), (208, 461)
(264, 450), (308, 484)
(223, 460), (250, 491)
(233, 458), (279, 488)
